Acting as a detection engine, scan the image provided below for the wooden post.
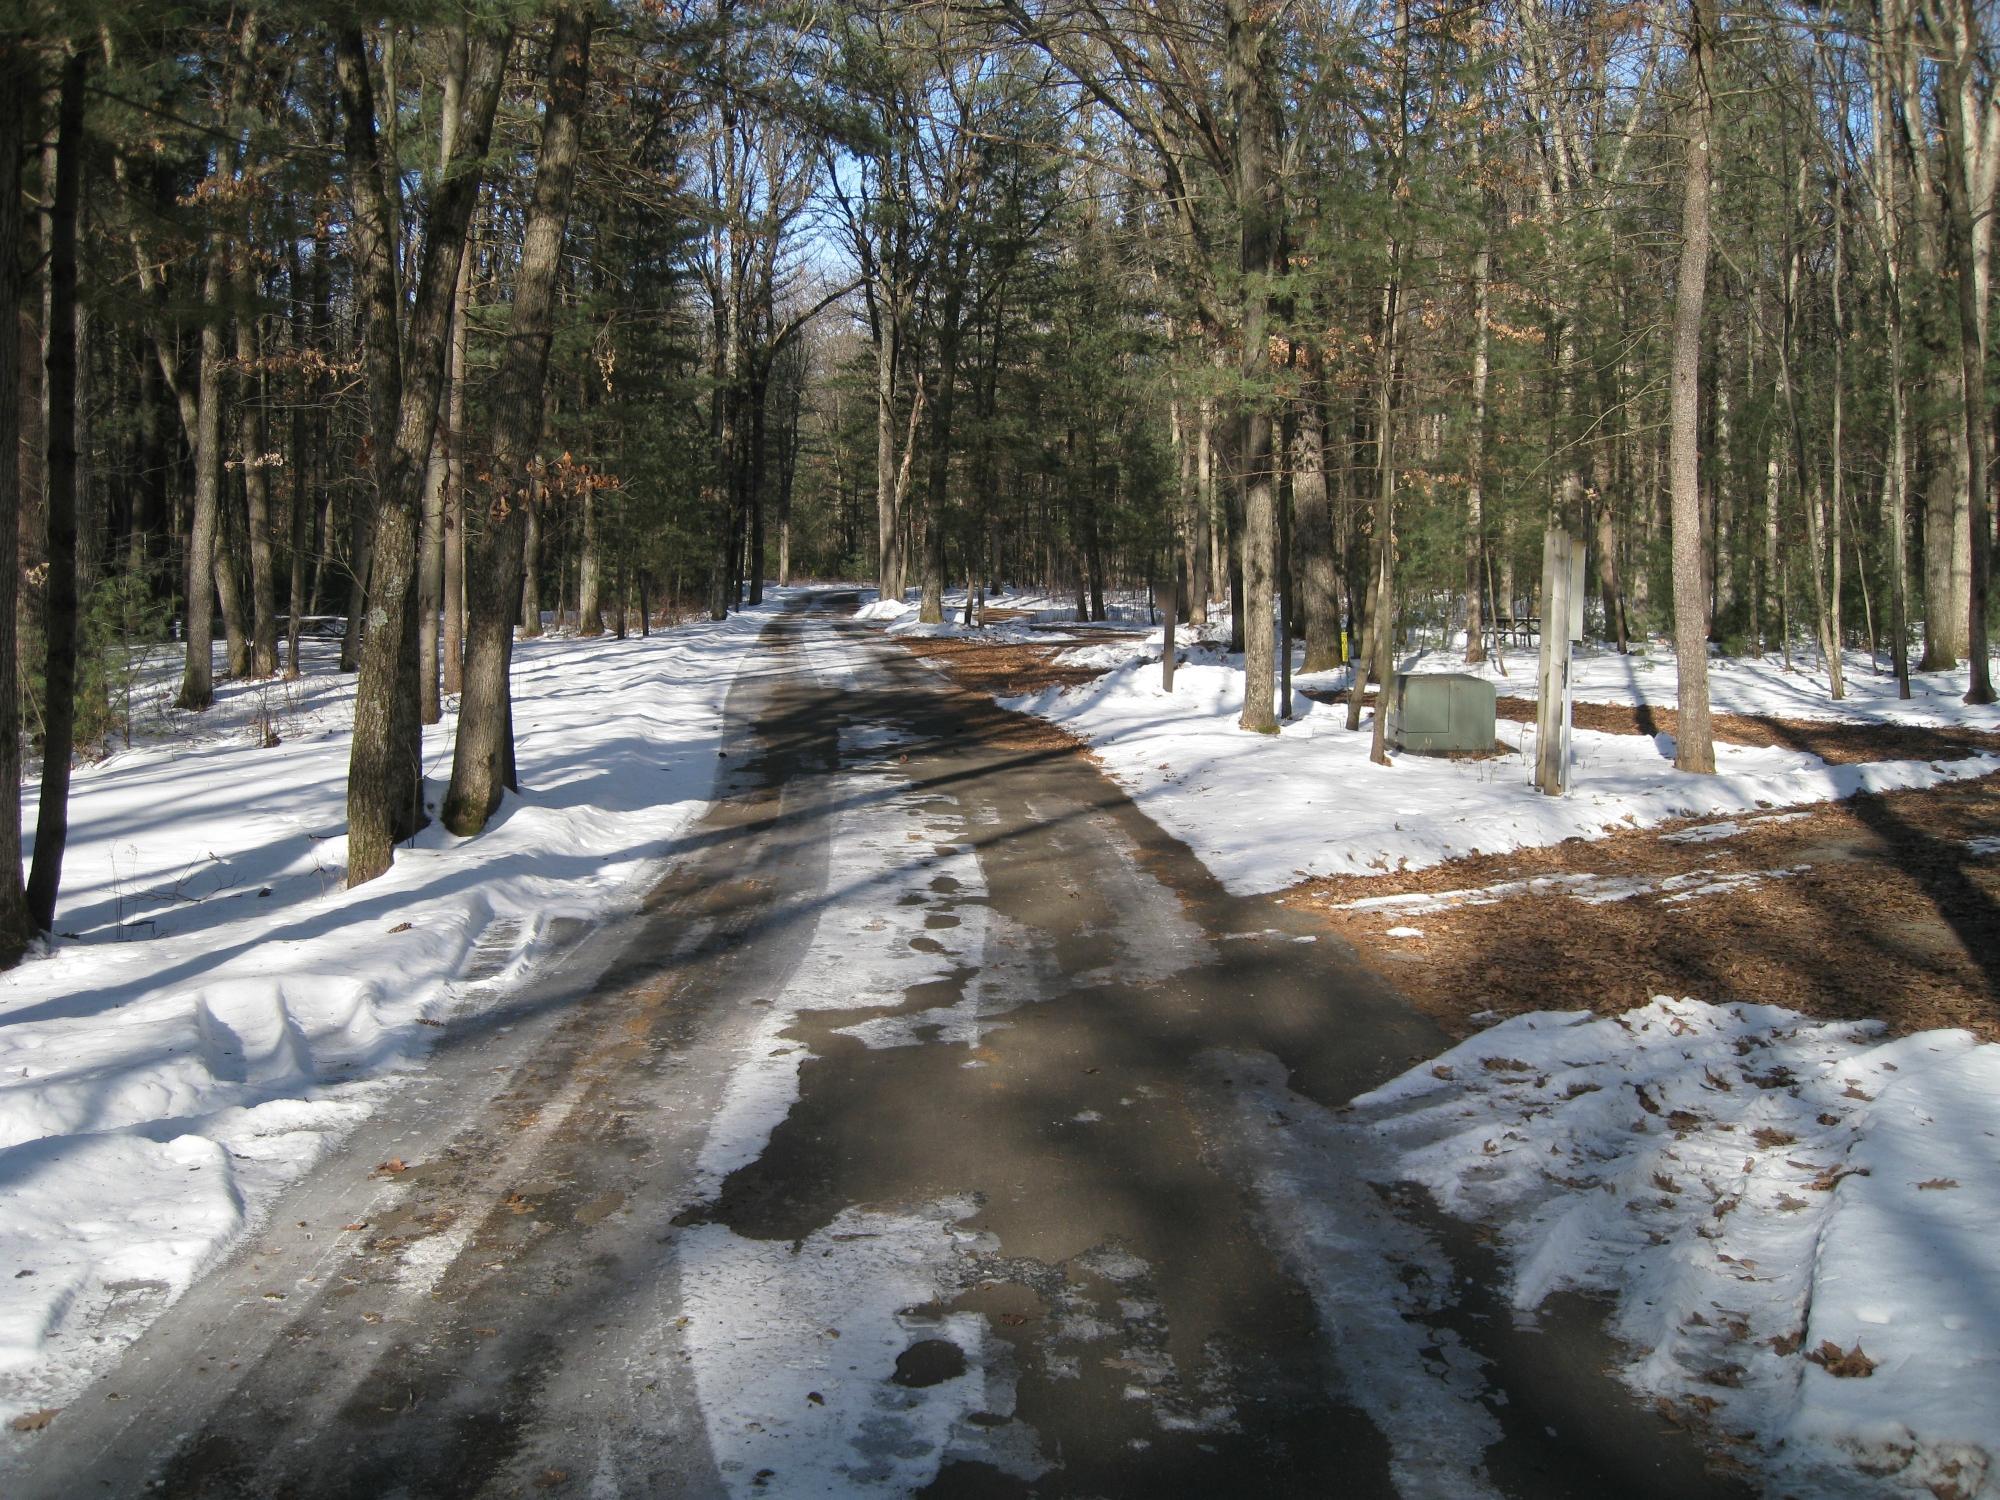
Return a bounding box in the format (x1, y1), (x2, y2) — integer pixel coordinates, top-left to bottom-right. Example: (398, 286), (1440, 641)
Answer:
(1536, 526), (1576, 795)
(1163, 569), (1178, 692)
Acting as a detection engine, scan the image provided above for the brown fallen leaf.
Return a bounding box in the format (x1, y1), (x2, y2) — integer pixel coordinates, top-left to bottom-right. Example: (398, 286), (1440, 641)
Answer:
(341, 1221), (368, 1232)
(1806, 1340), (1877, 1378)
(388, 922), (413, 934)
(8, 1408), (58, 1433)
(1916, 1178), (1961, 1191)
(1769, 1330), (1804, 1357)
(1751, 1127), (1797, 1149)
(374, 1158), (408, 1176)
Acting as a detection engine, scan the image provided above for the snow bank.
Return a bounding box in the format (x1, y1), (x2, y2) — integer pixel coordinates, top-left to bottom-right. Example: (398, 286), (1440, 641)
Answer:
(0, 603), (776, 1420)
(994, 657), (1998, 894)
(1345, 998), (2000, 1499)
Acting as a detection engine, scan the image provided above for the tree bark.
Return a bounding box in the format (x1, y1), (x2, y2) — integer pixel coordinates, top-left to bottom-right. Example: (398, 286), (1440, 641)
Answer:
(1227, 0), (1279, 735)
(443, 245), (470, 696)
(1294, 370), (1342, 672)
(443, 6), (592, 837)
(578, 484), (603, 633)
(1669, 0), (1717, 773)
(0, 40), (36, 962)
(1940, 36), (1998, 702)
(419, 31), (469, 720)
(1464, 204), (1492, 665)
(177, 249), (229, 712)
(27, 49), (85, 932)
(234, 258), (278, 677)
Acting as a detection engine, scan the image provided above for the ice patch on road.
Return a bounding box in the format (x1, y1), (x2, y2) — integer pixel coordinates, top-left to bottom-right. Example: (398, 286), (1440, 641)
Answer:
(693, 776), (990, 1193)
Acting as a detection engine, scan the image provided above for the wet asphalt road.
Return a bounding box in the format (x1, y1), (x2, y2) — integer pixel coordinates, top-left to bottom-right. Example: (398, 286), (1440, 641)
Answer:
(2, 595), (1748, 1499)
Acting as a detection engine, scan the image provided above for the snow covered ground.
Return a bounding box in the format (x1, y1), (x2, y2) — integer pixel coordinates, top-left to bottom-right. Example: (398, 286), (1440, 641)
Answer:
(1383, 637), (2000, 732)
(1332, 998), (2000, 1500)
(858, 597), (1999, 894)
(1, 602), (779, 1425)
(864, 594), (2000, 1496)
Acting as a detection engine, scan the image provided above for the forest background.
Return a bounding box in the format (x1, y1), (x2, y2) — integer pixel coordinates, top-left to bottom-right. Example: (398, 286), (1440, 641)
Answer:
(2, 0), (1996, 964)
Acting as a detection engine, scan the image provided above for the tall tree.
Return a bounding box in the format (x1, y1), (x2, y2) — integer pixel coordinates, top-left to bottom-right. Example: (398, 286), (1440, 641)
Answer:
(1670, 0), (1717, 773)
(443, 3), (594, 836)
(26, 47), (87, 931)
(0, 40), (40, 963)
(340, 24), (510, 885)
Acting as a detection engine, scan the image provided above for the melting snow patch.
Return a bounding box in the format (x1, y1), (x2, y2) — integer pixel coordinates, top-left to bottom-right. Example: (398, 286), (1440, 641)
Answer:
(1659, 811), (1813, 844)
(676, 1197), (1043, 1497)
(1201, 1051), (1503, 1498)
(1343, 866), (1805, 916)
(1349, 996), (2000, 1499)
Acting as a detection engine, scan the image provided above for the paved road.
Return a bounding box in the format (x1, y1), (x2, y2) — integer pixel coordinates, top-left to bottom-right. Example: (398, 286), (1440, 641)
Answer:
(7, 596), (1745, 1499)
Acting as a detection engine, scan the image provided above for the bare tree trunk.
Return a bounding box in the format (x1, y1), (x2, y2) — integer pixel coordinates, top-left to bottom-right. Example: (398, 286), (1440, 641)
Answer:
(1920, 425), (1965, 669)
(27, 49), (85, 932)
(1294, 370), (1341, 672)
(1367, 274), (1401, 767)
(747, 360), (769, 606)
(1464, 201), (1491, 665)
(0, 41), (36, 962)
(578, 484), (603, 633)
(340, 24), (509, 886)
(1191, 394), (1213, 625)
(235, 261), (278, 677)
(1228, 0), (1279, 734)
(443, 6), (592, 837)
(177, 249), (229, 711)
(1941, 44), (1998, 702)
(521, 497), (543, 633)
(874, 314), (904, 603)
(443, 244), (470, 695)
(1670, 0), (1717, 774)
(419, 31), (468, 722)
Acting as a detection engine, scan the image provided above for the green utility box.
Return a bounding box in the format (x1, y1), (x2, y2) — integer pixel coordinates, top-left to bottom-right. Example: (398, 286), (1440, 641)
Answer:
(1385, 672), (1497, 755)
